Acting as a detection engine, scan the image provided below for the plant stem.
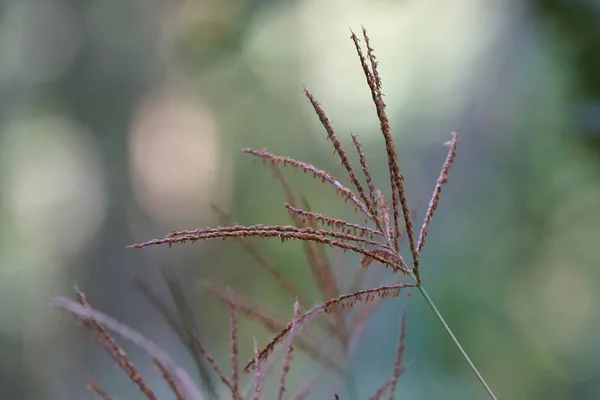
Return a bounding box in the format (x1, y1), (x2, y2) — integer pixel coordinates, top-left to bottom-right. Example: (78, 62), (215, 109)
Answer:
(416, 285), (498, 400)
(344, 366), (359, 400)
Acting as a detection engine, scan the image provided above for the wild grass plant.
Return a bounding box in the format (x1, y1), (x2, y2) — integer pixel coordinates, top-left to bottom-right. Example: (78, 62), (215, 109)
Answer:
(53, 28), (497, 400)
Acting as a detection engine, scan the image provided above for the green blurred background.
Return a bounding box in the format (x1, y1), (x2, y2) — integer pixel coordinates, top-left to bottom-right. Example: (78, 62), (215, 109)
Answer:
(1, 0), (600, 399)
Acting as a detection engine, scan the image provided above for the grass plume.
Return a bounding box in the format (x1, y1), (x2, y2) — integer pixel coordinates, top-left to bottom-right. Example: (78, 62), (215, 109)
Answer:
(54, 26), (497, 399)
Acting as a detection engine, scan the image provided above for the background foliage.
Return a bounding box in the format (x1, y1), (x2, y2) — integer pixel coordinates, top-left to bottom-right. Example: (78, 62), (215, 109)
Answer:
(1, 0), (600, 399)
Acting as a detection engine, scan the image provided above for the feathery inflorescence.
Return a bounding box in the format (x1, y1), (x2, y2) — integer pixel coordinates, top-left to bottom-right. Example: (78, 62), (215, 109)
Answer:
(125, 26), (459, 397)
(56, 27), (462, 400)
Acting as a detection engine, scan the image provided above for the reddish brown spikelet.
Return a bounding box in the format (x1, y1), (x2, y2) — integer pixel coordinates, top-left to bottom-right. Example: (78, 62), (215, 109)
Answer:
(375, 189), (393, 242)
(75, 288), (158, 400)
(360, 248), (406, 272)
(417, 132), (458, 253)
(242, 147), (371, 216)
(349, 29), (401, 249)
(322, 285), (405, 313)
(87, 379), (113, 400)
(350, 28), (419, 274)
(277, 299), (300, 400)
(304, 88), (379, 222)
(244, 283), (415, 373)
(55, 295), (204, 400)
(351, 133), (382, 229)
(153, 360), (185, 400)
(387, 312), (407, 400)
(285, 203), (381, 238)
(226, 290), (242, 400)
(252, 338), (263, 400)
(362, 26), (382, 91)
(133, 225), (381, 248)
(131, 225), (408, 273)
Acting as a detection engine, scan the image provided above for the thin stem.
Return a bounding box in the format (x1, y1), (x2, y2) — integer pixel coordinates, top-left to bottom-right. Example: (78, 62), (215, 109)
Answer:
(344, 367), (359, 400)
(416, 285), (498, 400)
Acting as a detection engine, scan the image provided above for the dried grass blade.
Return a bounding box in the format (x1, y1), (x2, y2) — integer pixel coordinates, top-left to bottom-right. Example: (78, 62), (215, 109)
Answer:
(349, 29), (401, 249)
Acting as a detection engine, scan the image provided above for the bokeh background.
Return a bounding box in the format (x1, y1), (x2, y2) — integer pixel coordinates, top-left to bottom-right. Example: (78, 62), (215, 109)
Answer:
(1, 0), (600, 399)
